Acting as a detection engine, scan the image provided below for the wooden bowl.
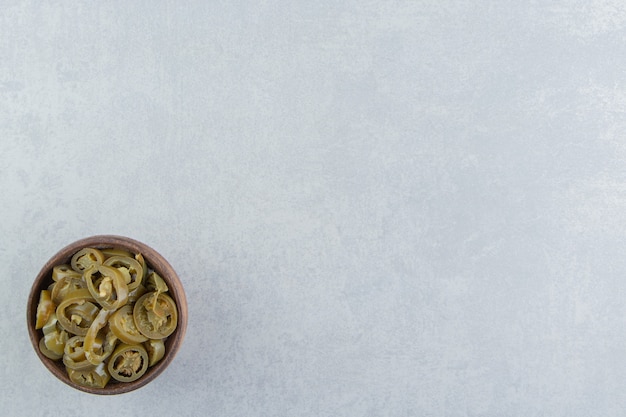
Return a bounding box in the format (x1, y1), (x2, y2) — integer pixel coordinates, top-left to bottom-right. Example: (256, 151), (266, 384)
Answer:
(26, 235), (188, 395)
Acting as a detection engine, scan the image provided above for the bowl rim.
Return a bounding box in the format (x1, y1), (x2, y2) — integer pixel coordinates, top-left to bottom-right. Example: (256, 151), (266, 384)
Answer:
(27, 235), (188, 395)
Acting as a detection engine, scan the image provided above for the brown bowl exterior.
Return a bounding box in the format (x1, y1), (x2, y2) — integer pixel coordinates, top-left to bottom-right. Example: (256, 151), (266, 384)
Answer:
(27, 235), (188, 395)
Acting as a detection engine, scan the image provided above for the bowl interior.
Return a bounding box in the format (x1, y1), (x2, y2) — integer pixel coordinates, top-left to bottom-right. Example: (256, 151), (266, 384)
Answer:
(27, 235), (187, 395)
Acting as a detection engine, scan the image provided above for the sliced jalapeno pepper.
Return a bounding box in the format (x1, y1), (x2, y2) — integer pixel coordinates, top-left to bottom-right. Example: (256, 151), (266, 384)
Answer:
(42, 312), (61, 336)
(103, 255), (143, 291)
(70, 247), (105, 272)
(35, 289), (56, 329)
(67, 363), (110, 388)
(56, 289), (99, 336)
(52, 264), (81, 282)
(128, 284), (147, 304)
(101, 248), (133, 259)
(109, 305), (148, 345)
(83, 308), (117, 365)
(84, 264), (129, 311)
(40, 313), (69, 358)
(135, 253), (149, 282)
(51, 275), (87, 305)
(107, 343), (149, 383)
(144, 339), (165, 367)
(145, 271), (168, 294)
(63, 336), (94, 371)
(39, 337), (63, 360)
(133, 292), (177, 339)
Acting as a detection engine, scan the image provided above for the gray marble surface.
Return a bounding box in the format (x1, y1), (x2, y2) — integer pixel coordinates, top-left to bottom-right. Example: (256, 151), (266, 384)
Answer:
(3, 1), (626, 416)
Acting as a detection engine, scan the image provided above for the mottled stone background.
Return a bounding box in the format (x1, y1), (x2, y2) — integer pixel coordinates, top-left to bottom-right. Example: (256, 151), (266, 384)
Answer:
(2, 1), (626, 416)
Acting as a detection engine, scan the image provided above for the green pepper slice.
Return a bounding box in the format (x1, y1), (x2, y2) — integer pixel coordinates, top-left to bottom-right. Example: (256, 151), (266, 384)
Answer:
(135, 253), (149, 281)
(133, 292), (178, 339)
(39, 337), (63, 360)
(52, 264), (81, 282)
(144, 339), (165, 367)
(42, 312), (61, 336)
(84, 264), (129, 311)
(145, 271), (168, 293)
(56, 289), (99, 336)
(42, 331), (69, 357)
(63, 336), (94, 371)
(101, 248), (133, 259)
(70, 247), (105, 272)
(103, 255), (143, 291)
(35, 290), (56, 329)
(40, 313), (69, 358)
(107, 343), (149, 383)
(128, 284), (147, 304)
(83, 308), (117, 365)
(51, 275), (87, 305)
(68, 363), (110, 388)
(109, 305), (148, 345)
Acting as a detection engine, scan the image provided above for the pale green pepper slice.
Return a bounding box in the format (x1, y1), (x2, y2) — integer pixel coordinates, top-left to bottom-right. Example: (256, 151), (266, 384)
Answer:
(68, 363), (110, 388)
(40, 313), (69, 358)
(63, 336), (94, 371)
(128, 284), (147, 304)
(144, 339), (165, 367)
(107, 343), (149, 383)
(83, 308), (117, 365)
(70, 247), (105, 272)
(39, 337), (63, 360)
(145, 271), (168, 293)
(109, 305), (148, 345)
(42, 312), (60, 336)
(35, 290), (56, 329)
(101, 248), (133, 259)
(84, 264), (128, 311)
(51, 275), (87, 305)
(135, 253), (148, 281)
(103, 255), (143, 291)
(133, 292), (177, 339)
(52, 264), (81, 282)
(56, 289), (99, 336)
